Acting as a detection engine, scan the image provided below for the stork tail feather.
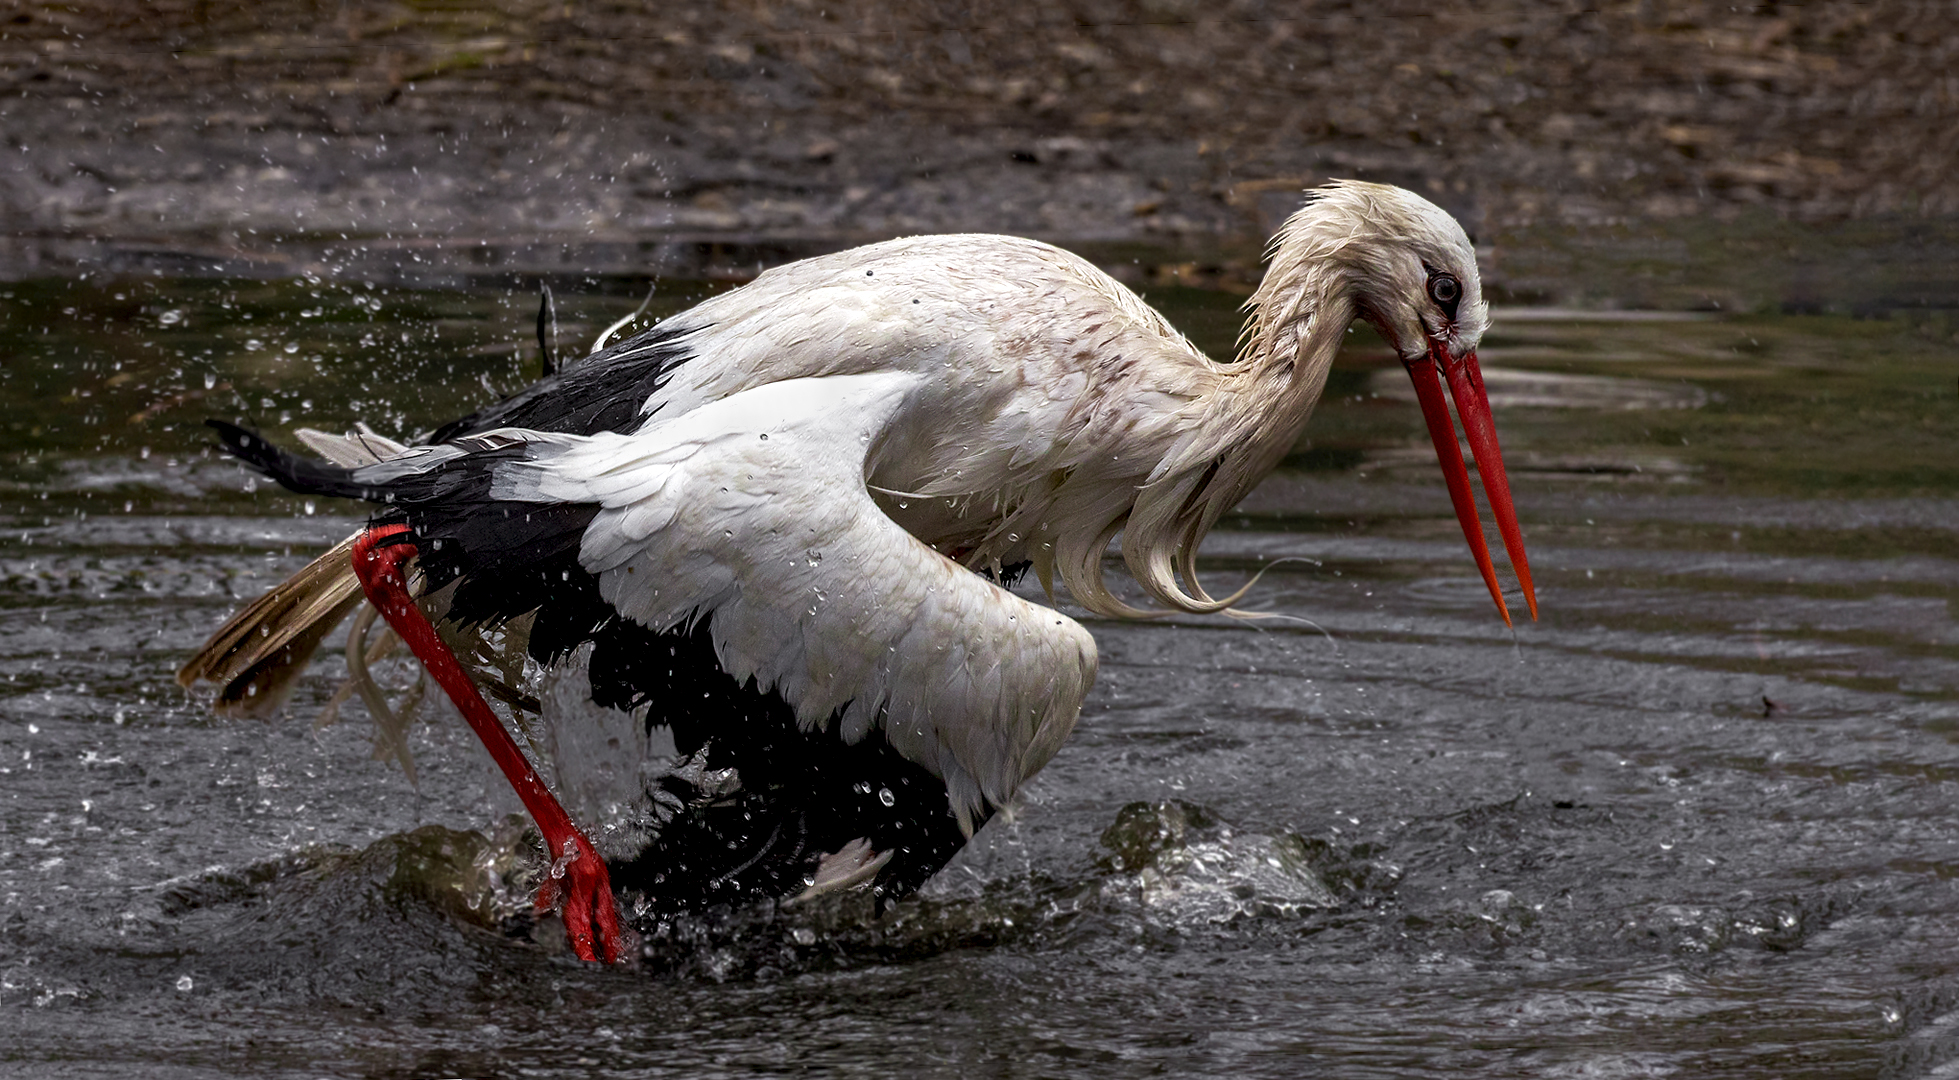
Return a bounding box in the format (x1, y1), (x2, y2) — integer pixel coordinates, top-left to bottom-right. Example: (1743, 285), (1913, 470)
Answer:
(174, 536), (365, 717)
(179, 422), (413, 717)
(206, 420), (373, 501)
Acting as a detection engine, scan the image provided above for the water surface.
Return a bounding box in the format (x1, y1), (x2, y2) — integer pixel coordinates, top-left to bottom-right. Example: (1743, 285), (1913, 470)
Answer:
(3, 271), (1957, 1078)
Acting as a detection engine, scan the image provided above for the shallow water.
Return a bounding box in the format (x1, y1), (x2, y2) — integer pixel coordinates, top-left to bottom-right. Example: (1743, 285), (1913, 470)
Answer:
(3, 271), (1958, 1078)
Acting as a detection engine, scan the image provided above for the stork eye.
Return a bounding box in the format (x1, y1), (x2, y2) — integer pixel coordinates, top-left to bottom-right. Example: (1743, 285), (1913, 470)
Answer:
(1427, 272), (1461, 318)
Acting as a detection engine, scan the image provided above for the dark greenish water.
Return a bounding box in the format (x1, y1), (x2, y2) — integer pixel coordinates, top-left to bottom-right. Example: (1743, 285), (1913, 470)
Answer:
(3, 264), (1958, 1078)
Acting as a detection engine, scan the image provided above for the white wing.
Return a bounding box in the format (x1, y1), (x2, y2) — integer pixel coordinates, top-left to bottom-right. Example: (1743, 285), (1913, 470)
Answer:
(489, 372), (1099, 830)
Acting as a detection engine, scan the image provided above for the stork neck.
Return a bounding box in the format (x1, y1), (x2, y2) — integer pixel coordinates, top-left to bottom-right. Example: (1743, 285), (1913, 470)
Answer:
(1233, 260), (1355, 437)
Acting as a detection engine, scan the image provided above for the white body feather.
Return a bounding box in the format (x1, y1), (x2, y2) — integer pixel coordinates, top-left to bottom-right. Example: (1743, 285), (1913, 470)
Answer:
(352, 234), (1268, 822)
(187, 182), (1493, 834)
(471, 372), (1096, 826)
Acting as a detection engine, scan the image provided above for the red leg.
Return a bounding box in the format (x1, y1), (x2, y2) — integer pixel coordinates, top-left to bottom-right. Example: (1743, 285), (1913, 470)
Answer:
(350, 524), (624, 963)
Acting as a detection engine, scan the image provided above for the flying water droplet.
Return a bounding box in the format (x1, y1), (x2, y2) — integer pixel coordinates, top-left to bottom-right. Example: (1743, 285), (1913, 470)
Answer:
(549, 839), (581, 880)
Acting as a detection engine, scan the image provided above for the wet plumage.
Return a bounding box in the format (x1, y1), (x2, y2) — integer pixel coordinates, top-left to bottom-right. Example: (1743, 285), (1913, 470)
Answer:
(181, 180), (1534, 962)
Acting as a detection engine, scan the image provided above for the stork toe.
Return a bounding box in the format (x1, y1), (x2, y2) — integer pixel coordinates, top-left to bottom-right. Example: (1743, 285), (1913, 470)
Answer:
(536, 833), (627, 963)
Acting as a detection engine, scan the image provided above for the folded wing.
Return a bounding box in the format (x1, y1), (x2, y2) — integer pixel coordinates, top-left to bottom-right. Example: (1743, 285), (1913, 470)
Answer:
(488, 372), (1098, 829)
(200, 373), (1098, 829)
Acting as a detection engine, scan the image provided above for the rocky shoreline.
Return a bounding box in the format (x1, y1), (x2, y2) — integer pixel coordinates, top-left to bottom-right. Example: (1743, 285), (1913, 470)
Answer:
(2, 2), (1953, 305)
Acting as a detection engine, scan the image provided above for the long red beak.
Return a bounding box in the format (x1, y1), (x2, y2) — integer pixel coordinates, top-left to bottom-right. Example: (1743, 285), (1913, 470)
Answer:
(1401, 342), (1538, 626)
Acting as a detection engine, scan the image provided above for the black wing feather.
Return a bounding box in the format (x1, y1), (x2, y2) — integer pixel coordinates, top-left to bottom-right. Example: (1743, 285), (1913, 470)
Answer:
(432, 319), (699, 442)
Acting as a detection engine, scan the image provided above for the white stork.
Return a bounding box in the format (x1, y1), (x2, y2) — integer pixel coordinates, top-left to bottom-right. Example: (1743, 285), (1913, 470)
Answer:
(177, 181), (1535, 964)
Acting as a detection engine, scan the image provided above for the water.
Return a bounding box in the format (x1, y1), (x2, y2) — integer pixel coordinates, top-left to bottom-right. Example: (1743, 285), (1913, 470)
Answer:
(3, 269), (1958, 1077)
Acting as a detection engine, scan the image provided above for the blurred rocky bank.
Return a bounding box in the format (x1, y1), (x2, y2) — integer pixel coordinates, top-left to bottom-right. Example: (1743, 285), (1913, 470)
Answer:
(2, 1), (1955, 309)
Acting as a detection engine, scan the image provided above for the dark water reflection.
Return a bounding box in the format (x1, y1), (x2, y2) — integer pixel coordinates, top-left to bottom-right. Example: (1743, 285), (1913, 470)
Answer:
(3, 272), (1958, 1077)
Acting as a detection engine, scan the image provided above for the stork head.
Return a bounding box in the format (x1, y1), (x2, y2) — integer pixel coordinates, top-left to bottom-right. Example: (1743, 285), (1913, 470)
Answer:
(1260, 180), (1536, 625)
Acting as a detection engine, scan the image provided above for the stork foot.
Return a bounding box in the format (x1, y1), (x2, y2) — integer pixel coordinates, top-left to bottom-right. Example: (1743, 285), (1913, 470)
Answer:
(534, 830), (628, 963)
